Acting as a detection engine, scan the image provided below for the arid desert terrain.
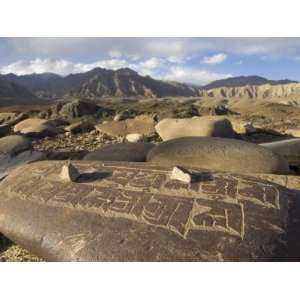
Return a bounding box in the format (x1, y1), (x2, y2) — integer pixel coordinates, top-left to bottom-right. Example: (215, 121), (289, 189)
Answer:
(1, 69), (300, 261)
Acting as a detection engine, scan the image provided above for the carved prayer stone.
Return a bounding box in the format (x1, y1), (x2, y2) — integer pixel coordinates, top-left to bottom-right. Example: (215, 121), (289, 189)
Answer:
(0, 160), (300, 262)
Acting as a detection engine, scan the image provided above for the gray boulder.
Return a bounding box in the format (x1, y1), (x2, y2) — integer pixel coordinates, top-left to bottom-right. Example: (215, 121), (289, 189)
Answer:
(0, 135), (45, 180)
(147, 137), (290, 174)
(0, 135), (32, 156)
(0, 150), (46, 180)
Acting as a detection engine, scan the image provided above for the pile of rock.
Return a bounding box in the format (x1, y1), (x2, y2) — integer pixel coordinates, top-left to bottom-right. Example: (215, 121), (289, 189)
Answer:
(1, 107), (300, 262)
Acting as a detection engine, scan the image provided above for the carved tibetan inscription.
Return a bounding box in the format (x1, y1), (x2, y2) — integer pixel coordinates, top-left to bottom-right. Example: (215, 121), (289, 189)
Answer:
(6, 161), (284, 241)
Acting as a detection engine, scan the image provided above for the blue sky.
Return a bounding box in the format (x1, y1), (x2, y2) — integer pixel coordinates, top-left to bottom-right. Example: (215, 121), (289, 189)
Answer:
(1, 37), (300, 85)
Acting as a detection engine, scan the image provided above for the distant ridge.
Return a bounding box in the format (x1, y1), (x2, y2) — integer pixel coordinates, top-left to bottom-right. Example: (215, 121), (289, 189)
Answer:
(0, 77), (39, 106)
(1, 69), (299, 104)
(202, 75), (298, 90)
(0, 68), (199, 99)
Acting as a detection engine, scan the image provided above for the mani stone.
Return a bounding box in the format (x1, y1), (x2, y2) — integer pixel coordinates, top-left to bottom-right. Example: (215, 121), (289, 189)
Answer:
(0, 160), (300, 261)
(84, 142), (155, 162)
(95, 116), (155, 137)
(147, 137), (290, 175)
(155, 116), (237, 141)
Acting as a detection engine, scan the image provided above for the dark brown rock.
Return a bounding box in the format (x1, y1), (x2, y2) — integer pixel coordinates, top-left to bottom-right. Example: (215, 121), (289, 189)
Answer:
(147, 137), (290, 175)
(0, 160), (299, 261)
(84, 142), (155, 162)
(0, 125), (10, 137)
(58, 99), (99, 119)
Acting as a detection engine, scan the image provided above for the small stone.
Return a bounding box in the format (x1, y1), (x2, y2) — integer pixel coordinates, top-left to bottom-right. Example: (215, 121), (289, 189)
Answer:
(170, 166), (192, 184)
(113, 114), (122, 121)
(59, 162), (80, 182)
(126, 133), (144, 143)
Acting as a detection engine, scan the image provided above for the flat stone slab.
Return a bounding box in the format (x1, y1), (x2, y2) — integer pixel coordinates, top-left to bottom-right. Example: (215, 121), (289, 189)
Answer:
(0, 161), (300, 261)
(95, 118), (155, 137)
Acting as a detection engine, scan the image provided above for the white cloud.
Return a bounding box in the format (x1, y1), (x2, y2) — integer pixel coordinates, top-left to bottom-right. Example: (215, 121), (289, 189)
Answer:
(0, 57), (164, 78)
(139, 57), (163, 69)
(201, 53), (227, 65)
(161, 66), (232, 85)
(0, 57), (231, 85)
(0, 58), (130, 76)
(167, 56), (184, 64)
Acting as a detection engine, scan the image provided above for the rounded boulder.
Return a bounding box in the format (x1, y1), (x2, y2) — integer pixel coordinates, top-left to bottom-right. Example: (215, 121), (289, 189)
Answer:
(155, 116), (237, 141)
(0, 135), (32, 157)
(147, 137), (290, 174)
(84, 142), (155, 162)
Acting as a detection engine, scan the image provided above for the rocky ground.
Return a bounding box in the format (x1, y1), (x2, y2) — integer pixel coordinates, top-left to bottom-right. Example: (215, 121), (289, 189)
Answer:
(1, 96), (300, 261)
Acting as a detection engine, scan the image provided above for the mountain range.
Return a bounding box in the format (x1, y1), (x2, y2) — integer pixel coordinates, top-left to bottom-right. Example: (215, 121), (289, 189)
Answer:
(0, 77), (39, 106)
(201, 75), (298, 90)
(0, 68), (299, 106)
